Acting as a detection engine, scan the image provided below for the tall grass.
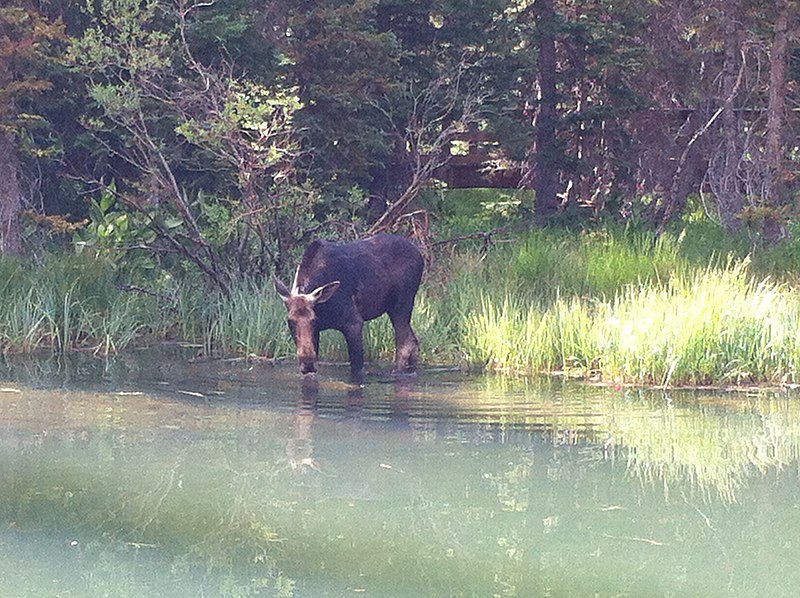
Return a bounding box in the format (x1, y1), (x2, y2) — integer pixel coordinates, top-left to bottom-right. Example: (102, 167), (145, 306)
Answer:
(204, 280), (294, 358)
(461, 255), (800, 385)
(596, 259), (800, 385)
(503, 228), (694, 300)
(0, 254), (158, 355)
(5, 222), (800, 386)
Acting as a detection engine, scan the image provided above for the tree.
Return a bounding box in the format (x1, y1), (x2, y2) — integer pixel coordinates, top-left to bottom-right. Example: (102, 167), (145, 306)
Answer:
(503, 0), (651, 224)
(0, 3), (63, 254)
(623, 0), (800, 240)
(8, 0), (798, 250)
(762, 0), (795, 241)
(367, 56), (487, 234)
(713, 0), (746, 232)
(276, 0), (503, 229)
(523, 0), (560, 223)
(67, 0), (316, 290)
(270, 0), (402, 206)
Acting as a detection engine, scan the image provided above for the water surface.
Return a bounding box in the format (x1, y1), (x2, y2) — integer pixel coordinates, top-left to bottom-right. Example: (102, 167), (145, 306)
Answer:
(1, 351), (799, 597)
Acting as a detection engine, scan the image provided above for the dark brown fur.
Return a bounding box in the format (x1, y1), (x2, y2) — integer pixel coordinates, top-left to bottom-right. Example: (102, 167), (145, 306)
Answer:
(275, 234), (424, 378)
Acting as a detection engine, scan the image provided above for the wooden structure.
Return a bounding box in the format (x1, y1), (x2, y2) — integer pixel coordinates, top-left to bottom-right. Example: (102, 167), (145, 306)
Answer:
(433, 128), (521, 189)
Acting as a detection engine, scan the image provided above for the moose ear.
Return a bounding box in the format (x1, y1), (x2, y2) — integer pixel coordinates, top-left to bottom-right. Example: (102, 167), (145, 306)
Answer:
(309, 281), (341, 305)
(273, 276), (291, 303)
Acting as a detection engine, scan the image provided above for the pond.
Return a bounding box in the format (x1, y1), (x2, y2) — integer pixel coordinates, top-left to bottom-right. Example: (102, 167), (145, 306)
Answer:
(1, 350), (799, 597)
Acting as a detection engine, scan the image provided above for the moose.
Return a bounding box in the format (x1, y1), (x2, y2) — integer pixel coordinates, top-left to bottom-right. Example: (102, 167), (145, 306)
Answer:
(274, 234), (424, 378)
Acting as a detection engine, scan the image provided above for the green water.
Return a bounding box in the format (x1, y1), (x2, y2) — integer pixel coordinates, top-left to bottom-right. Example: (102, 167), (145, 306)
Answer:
(1, 352), (799, 597)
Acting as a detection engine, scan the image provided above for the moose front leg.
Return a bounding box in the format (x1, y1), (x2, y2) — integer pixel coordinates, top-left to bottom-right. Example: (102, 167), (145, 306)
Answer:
(341, 321), (365, 380)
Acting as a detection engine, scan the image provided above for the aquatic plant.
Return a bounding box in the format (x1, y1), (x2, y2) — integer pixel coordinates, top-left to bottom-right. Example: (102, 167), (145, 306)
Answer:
(0, 254), (162, 355)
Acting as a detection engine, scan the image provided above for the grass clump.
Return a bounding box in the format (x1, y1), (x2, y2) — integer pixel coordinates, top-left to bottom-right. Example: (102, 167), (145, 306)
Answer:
(0, 254), (158, 355)
(204, 280), (294, 359)
(508, 229), (686, 299)
(597, 259), (800, 385)
(459, 255), (800, 386)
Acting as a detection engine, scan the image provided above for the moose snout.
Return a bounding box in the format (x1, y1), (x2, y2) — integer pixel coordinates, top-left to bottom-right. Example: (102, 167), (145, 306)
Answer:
(299, 357), (317, 374)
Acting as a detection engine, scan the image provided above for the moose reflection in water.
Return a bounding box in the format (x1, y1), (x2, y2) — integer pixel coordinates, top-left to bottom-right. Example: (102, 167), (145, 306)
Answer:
(274, 234), (424, 379)
(287, 375), (416, 473)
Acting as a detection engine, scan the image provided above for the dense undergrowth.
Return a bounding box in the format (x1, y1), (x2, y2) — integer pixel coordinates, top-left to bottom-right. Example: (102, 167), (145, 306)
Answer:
(3, 215), (800, 387)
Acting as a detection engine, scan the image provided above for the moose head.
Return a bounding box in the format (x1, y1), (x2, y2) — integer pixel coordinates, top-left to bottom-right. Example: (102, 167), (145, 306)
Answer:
(274, 268), (341, 374)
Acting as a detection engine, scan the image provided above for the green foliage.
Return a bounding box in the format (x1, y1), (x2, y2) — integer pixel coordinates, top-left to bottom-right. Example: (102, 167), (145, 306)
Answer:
(74, 183), (153, 251)
(66, 0), (175, 76)
(594, 260), (800, 385)
(279, 0), (504, 205)
(6, 0), (800, 387)
(750, 220), (800, 283)
(174, 81), (302, 178)
(65, 0), (317, 288)
(72, 183), (161, 287)
(489, 228), (685, 300)
(5, 0), (800, 259)
(425, 188), (535, 234)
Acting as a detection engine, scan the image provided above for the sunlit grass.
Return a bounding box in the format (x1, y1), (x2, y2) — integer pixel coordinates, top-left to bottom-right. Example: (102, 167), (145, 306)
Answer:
(460, 255), (800, 385)
(597, 259), (800, 385)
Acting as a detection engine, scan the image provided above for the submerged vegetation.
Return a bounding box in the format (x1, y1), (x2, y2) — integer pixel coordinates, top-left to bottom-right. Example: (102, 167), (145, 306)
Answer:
(3, 212), (800, 388)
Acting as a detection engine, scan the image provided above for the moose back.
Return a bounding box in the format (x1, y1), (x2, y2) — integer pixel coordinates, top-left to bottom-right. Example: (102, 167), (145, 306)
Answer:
(274, 234), (424, 378)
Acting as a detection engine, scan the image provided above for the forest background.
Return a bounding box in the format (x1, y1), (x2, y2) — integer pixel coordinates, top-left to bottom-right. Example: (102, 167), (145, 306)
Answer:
(1, 0), (800, 386)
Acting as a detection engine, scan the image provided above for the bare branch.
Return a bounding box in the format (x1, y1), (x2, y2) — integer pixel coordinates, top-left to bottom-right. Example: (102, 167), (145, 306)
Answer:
(368, 55), (487, 235)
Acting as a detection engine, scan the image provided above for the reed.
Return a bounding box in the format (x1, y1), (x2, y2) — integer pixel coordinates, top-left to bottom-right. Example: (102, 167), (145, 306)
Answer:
(204, 280), (294, 359)
(0, 254), (160, 355)
(460, 255), (800, 385)
(82, 295), (150, 357)
(1, 288), (51, 352)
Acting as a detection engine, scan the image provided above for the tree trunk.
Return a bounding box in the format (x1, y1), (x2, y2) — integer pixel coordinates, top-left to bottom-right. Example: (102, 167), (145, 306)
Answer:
(0, 21), (22, 255)
(525, 0), (560, 224)
(763, 0), (792, 242)
(717, 0), (744, 232)
(0, 126), (23, 256)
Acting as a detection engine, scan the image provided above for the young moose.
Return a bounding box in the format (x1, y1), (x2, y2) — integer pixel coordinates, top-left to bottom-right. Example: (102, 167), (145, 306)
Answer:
(274, 234), (424, 378)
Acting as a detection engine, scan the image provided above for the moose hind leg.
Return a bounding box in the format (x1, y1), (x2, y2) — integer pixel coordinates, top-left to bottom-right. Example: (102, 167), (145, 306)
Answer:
(390, 312), (419, 372)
